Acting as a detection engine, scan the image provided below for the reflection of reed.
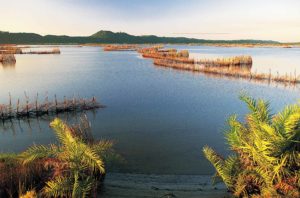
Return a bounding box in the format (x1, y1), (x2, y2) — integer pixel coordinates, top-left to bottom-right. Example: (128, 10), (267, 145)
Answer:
(154, 63), (299, 90)
(0, 93), (103, 121)
(0, 62), (16, 70)
(0, 111), (97, 136)
(0, 54), (16, 64)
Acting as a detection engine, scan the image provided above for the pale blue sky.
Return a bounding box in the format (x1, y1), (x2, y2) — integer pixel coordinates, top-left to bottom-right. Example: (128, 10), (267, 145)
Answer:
(0, 0), (299, 42)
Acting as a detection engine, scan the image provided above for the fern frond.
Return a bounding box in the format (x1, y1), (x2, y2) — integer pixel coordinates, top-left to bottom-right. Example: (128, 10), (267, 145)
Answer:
(50, 118), (76, 147)
(43, 176), (72, 197)
(20, 145), (55, 165)
(81, 145), (105, 174)
(203, 146), (234, 188)
(284, 111), (300, 140)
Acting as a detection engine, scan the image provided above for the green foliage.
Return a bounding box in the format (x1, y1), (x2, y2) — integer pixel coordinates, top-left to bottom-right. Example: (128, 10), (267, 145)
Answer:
(0, 30), (280, 44)
(0, 116), (118, 197)
(203, 95), (300, 197)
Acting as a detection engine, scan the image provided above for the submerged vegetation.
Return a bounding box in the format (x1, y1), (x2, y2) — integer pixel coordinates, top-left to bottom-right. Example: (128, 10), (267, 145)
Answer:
(0, 116), (118, 197)
(203, 95), (300, 197)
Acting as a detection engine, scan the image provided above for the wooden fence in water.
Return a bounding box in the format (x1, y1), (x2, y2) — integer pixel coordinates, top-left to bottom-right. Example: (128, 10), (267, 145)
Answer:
(0, 93), (103, 121)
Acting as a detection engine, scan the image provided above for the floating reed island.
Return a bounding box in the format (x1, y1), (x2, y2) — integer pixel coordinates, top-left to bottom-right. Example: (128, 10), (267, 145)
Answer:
(0, 54), (16, 65)
(0, 45), (61, 55)
(138, 47), (194, 64)
(23, 48), (61, 54)
(196, 56), (252, 68)
(0, 45), (22, 54)
(103, 44), (139, 51)
(0, 94), (103, 121)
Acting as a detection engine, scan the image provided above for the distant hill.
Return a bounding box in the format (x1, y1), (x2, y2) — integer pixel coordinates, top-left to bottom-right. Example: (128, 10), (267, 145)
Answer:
(0, 30), (280, 44)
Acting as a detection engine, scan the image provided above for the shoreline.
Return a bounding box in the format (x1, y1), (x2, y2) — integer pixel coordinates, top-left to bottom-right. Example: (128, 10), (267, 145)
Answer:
(101, 173), (230, 198)
(2, 43), (298, 49)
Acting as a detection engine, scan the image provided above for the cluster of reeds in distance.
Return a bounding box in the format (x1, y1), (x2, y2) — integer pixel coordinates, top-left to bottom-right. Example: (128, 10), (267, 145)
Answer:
(0, 93), (103, 121)
(196, 56), (252, 68)
(0, 45), (22, 54)
(101, 45), (300, 85)
(0, 45), (61, 55)
(203, 95), (300, 197)
(139, 46), (194, 64)
(103, 44), (139, 51)
(23, 48), (61, 54)
(138, 46), (300, 85)
(0, 116), (120, 197)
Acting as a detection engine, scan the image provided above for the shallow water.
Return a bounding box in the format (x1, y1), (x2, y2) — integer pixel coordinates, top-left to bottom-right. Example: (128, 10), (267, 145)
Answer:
(0, 45), (300, 175)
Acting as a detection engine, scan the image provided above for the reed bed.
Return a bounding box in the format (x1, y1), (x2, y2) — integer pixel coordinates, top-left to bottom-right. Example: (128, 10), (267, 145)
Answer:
(0, 94), (103, 121)
(0, 45), (22, 54)
(137, 45), (163, 53)
(139, 46), (300, 85)
(139, 47), (194, 63)
(23, 48), (61, 54)
(0, 54), (16, 64)
(107, 45), (300, 86)
(103, 44), (139, 51)
(196, 56), (252, 68)
(153, 59), (300, 84)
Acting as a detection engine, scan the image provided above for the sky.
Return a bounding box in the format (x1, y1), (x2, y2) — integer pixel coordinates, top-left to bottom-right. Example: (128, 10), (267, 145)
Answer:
(0, 0), (299, 42)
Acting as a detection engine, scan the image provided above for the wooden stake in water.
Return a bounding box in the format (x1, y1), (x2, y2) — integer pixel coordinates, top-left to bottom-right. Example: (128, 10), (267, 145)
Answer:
(35, 93), (39, 113)
(17, 98), (20, 114)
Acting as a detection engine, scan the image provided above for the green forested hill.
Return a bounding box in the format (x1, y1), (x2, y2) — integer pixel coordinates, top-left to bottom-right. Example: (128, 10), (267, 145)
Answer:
(0, 30), (280, 44)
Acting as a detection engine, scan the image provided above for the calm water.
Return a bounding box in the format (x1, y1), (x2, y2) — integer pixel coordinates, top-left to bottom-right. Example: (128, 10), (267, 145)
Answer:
(0, 45), (300, 175)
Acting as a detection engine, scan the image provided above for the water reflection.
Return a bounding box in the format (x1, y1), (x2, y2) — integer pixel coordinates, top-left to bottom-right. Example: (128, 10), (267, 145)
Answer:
(1, 46), (300, 174)
(187, 47), (300, 75)
(154, 64), (300, 91)
(0, 111), (97, 137)
(0, 62), (15, 70)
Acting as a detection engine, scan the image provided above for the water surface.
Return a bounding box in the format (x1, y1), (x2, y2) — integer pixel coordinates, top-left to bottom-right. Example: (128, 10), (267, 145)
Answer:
(0, 45), (300, 175)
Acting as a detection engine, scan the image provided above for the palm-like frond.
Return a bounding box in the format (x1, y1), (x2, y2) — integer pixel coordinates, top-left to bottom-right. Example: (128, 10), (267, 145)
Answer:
(203, 146), (233, 188)
(204, 94), (300, 197)
(50, 118), (76, 147)
(20, 145), (57, 165)
(43, 176), (73, 197)
(78, 142), (105, 173)
(239, 94), (272, 123)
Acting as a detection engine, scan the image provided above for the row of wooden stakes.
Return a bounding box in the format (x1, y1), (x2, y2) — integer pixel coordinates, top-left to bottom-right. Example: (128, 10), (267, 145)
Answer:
(135, 46), (300, 85)
(0, 94), (103, 121)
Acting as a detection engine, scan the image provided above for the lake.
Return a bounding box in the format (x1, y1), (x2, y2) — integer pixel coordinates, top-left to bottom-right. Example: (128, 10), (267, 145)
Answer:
(0, 45), (300, 175)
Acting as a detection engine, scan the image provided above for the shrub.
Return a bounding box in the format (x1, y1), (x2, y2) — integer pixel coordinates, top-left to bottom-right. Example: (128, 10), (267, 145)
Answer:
(203, 95), (300, 197)
(0, 116), (118, 197)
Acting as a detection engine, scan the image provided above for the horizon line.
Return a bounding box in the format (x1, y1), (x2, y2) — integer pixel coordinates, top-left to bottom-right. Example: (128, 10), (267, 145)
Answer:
(1, 29), (300, 43)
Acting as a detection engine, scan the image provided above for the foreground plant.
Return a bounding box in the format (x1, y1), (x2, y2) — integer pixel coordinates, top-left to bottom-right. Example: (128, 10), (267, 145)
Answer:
(0, 116), (118, 197)
(203, 95), (300, 197)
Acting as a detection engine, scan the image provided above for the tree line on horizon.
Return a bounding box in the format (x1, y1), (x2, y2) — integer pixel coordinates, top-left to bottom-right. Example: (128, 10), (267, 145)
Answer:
(0, 30), (280, 44)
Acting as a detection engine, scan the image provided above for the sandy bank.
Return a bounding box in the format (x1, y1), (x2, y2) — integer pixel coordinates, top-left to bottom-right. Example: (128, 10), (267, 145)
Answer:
(100, 173), (231, 198)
